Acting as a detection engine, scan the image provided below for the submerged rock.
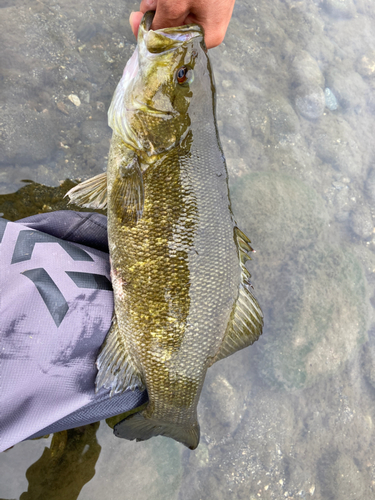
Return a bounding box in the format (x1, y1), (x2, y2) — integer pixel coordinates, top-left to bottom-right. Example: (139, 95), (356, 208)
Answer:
(312, 115), (365, 177)
(230, 172), (368, 391)
(230, 172), (329, 261)
(266, 96), (300, 138)
(325, 68), (368, 112)
(318, 452), (365, 499)
(324, 88), (338, 110)
(259, 243), (368, 391)
(350, 204), (374, 240)
(295, 84), (326, 120)
(291, 50), (325, 88)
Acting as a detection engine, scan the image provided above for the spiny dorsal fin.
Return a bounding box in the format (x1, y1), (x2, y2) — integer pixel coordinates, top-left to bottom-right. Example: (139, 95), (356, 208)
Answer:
(208, 227), (263, 365)
(96, 316), (145, 396)
(65, 172), (108, 209)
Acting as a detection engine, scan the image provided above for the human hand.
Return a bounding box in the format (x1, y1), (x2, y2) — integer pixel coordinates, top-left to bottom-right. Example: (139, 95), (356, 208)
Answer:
(129, 0), (236, 49)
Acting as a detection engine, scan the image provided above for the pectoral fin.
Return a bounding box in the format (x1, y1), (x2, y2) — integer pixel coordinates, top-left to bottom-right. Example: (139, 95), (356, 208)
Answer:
(209, 227), (263, 365)
(65, 172), (107, 209)
(112, 156), (144, 223)
(96, 315), (145, 396)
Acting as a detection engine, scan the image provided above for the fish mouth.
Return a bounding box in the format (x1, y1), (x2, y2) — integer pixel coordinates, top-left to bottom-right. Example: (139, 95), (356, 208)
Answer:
(140, 11), (204, 53)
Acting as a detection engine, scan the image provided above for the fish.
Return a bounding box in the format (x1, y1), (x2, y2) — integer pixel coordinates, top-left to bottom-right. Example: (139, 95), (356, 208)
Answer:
(66, 11), (263, 450)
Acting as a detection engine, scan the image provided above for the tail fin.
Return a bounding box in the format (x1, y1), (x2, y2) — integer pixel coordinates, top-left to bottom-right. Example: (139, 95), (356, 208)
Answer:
(114, 410), (200, 450)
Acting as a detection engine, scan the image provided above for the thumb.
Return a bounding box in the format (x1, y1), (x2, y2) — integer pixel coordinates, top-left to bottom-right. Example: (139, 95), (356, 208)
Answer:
(129, 11), (144, 39)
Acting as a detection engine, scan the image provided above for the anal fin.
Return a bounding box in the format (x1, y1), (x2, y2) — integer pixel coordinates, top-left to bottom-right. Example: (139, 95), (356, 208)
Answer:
(209, 226), (263, 365)
(66, 172), (107, 209)
(96, 316), (145, 396)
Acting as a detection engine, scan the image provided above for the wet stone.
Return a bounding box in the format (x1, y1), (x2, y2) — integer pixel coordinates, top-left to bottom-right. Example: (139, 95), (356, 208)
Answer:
(312, 115), (364, 177)
(259, 242), (368, 391)
(325, 68), (368, 112)
(199, 373), (244, 440)
(324, 88), (338, 110)
(291, 50), (325, 88)
(318, 453), (365, 499)
(230, 172), (329, 261)
(322, 0), (356, 18)
(350, 204), (373, 240)
(356, 50), (375, 78)
(266, 96), (300, 138)
(294, 84), (325, 120)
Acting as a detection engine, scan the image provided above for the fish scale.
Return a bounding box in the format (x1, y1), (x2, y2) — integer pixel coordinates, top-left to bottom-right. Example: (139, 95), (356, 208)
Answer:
(67, 11), (263, 449)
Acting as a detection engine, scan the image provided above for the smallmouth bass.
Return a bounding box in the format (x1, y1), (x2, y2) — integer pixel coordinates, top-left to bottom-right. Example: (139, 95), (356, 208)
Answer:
(67, 11), (263, 450)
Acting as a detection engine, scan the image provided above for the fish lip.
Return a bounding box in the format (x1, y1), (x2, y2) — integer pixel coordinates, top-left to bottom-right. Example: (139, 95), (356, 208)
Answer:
(141, 10), (204, 45)
(142, 10), (155, 31)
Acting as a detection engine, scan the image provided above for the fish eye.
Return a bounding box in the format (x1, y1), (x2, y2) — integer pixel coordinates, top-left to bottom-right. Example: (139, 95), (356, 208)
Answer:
(176, 66), (194, 85)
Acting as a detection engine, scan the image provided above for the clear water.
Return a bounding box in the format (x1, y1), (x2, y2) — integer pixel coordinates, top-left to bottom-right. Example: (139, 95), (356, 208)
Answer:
(1, 0), (375, 498)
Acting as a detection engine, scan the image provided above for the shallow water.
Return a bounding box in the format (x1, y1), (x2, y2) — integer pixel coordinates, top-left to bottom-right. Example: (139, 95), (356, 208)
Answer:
(1, 0), (375, 498)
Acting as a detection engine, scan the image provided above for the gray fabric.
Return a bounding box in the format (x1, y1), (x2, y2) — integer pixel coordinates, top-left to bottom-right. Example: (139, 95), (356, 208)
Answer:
(16, 211), (109, 253)
(0, 212), (147, 452)
(28, 388), (148, 439)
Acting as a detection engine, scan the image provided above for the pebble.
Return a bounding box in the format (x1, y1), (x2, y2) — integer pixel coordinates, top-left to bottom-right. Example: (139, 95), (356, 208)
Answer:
(350, 204), (373, 240)
(356, 51), (375, 78)
(295, 84), (325, 120)
(56, 102), (69, 115)
(79, 90), (90, 103)
(68, 94), (81, 107)
(324, 88), (338, 110)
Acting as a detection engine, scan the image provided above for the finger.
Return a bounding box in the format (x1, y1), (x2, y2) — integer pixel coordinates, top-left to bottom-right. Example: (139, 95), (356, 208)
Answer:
(139, 0), (158, 13)
(185, 0), (235, 49)
(199, 22), (230, 49)
(129, 11), (144, 39)
(150, 1), (191, 30)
